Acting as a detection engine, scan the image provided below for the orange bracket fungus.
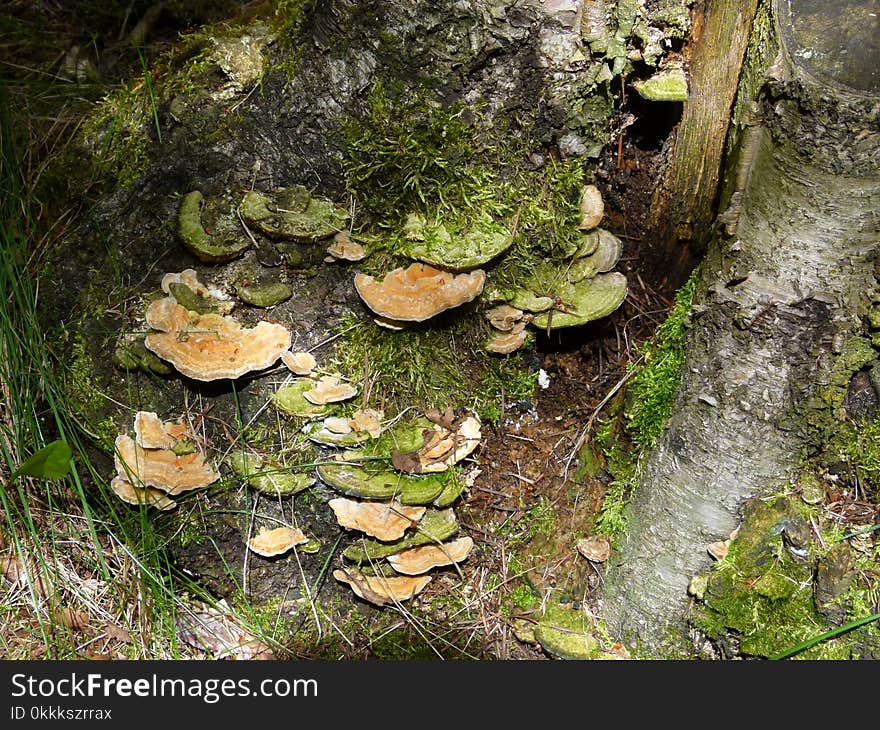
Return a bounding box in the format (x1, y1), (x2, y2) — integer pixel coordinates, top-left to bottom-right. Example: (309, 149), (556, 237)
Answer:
(386, 536), (474, 575)
(247, 526), (309, 557)
(332, 568), (432, 607)
(354, 262), (485, 322)
(143, 297), (291, 381)
(111, 411), (220, 510)
(328, 498), (426, 541)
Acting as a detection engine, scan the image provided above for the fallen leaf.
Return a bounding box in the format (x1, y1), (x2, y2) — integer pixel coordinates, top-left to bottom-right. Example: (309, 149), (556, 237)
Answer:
(104, 622), (132, 644)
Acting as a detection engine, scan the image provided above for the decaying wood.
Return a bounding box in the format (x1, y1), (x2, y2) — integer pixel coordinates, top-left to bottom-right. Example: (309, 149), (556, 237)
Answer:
(649, 0), (760, 276)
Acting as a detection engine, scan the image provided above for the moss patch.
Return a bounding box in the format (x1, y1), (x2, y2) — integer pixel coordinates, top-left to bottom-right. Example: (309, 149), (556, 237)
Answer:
(690, 496), (851, 659)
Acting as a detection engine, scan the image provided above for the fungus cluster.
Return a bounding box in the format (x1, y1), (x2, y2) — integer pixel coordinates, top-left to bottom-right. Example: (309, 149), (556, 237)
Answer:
(110, 411), (220, 510)
(141, 270), (292, 381)
(351, 186), (627, 353)
(483, 185), (628, 349)
(315, 410), (479, 607)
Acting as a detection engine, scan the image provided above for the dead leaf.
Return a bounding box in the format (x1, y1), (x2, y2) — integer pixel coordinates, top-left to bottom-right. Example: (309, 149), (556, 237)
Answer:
(55, 606), (90, 631)
(176, 600), (274, 659)
(104, 622), (132, 644)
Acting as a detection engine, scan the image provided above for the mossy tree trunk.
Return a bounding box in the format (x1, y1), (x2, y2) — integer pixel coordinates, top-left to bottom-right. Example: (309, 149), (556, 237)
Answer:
(601, 0), (880, 654)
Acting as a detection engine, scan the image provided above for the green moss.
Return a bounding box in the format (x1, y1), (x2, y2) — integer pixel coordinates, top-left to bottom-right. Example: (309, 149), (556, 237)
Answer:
(330, 313), (536, 422)
(62, 334), (116, 448)
(690, 497), (852, 659)
(81, 82), (153, 191)
(342, 80), (503, 224)
(625, 269), (699, 452)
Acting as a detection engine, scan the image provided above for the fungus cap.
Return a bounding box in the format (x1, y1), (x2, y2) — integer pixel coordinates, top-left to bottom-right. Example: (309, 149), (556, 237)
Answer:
(247, 526), (309, 557)
(354, 263), (485, 322)
(161, 269), (207, 297)
(110, 476), (177, 511)
(133, 411), (188, 450)
(328, 498), (426, 541)
(280, 350), (317, 376)
(326, 230), (365, 261)
(348, 409), (384, 439)
(302, 375), (358, 405)
(114, 435), (220, 495)
(386, 536), (474, 575)
(333, 568), (431, 606)
(578, 184), (604, 231)
(144, 298), (291, 381)
(486, 325), (527, 354)
(485, 304), (524, 332)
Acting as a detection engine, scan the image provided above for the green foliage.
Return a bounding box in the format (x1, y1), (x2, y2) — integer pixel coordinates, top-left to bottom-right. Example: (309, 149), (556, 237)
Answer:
(11, 440), (72, 481)
(625, 270), (699, 452)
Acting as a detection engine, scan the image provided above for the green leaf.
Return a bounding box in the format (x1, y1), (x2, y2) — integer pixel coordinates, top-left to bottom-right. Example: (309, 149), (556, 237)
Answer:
(11, 440), (73, 480)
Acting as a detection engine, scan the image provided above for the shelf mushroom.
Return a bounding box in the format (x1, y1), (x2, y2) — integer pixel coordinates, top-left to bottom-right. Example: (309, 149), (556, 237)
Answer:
(143, 297), (291, 381)
(354, 262), (485, 323)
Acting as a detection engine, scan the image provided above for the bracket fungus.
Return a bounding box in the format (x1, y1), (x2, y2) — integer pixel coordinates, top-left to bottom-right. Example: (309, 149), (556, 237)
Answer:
(390, 413), (482, 474)
(143, 297), (291, 381)
(486, 322), (528, 355)
(578, 184), (605, 231)
(386, 535), (474, 575)
(326, 230), (366, 262)
(110, 475), (177, 511)
(178, 190), (251, 263)
(111, 412), (219, 510)
(399, 212), (514, 270)
(235, 281), (292, 308)
(280, 350), (317, 376)
(354, 262), (485, 323)
(239, 185), (348, 241)
(317, 463), (449, 505)
(133, 411), (189, 450)
(161, 269), (207, 298)
(227, 449), (315, 496)
(302, 375), (358, 405)
(632, 66), (688, 102)
(247, 526), (309, 557)
(114, 435), (220, 495)
(530, 272), (628, 330)
(270, 378), (332, 417)
(332, 568), (431, 607)
(341, 508), (460, 562)
(328, 498), (426, 541)
(485, 304), (525, 332)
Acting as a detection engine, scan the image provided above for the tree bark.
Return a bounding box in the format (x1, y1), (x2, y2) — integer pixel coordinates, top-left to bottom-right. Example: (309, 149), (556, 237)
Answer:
(647, 0), (760, 281)
(601, 0), (880, 654)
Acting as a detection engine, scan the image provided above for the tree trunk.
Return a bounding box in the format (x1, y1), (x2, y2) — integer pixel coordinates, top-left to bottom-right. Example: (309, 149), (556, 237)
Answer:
(601, 0), (880, 654)
(647, 0), (760, 281)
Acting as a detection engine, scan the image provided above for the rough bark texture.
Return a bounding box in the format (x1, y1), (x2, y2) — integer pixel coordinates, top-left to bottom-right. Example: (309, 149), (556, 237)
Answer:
(648, 0), (759, 278)
(602, 0), (880, 654)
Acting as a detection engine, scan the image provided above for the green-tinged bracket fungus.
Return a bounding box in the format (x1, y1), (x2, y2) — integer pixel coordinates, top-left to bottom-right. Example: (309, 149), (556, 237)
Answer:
(227, 449), (315, 496)
(178, 190), (251, 263)
(632, 66), (689, 101)
(239, 185), (349, 241)
(399, 212), (514, 270)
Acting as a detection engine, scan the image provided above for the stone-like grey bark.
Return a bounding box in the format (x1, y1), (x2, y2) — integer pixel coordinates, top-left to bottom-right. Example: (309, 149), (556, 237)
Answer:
(601, 0), (880, 654)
